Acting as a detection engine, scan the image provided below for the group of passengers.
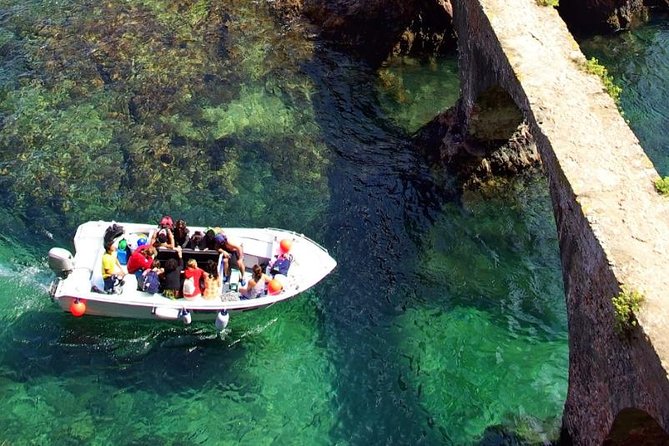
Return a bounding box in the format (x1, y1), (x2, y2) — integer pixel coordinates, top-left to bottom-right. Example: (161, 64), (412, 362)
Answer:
(102, 216), (266, 300)
(148, 216), (246, 282)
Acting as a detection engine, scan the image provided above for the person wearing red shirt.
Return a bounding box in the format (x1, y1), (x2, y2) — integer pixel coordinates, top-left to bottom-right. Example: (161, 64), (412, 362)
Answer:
(183, 258), (208, 300)
(127, 246), (157, 287)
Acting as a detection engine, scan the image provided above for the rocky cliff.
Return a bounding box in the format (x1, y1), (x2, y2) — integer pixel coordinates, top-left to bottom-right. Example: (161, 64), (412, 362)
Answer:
(558, 0), (659, 33)
(271, 0), (455, 66)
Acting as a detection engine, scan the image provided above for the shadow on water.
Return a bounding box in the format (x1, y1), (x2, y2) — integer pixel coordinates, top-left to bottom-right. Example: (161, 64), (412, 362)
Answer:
(304, 45), (567, 444)
(0, 309), (259, 393)
(305, 48), (461, 444)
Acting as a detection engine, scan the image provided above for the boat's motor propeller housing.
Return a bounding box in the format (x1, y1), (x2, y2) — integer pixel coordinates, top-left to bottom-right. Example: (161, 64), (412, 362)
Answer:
(48, 248), (74, 278)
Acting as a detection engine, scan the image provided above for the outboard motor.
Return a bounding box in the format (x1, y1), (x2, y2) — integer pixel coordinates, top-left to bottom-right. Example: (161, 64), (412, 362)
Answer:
(48, 247), (74, 278)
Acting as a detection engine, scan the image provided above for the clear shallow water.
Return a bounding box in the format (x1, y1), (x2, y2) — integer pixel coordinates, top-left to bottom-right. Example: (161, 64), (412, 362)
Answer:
(0, 0), (596, 444)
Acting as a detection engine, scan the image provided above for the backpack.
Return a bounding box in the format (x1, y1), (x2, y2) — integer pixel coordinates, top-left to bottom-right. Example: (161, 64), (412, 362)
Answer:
(183, 276), (196, 297)
(270, 254), (292, 276)
(142, 270), (161, 294)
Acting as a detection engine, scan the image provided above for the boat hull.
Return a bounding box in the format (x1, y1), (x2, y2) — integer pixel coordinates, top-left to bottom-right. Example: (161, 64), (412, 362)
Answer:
(50, 221), (336, 323)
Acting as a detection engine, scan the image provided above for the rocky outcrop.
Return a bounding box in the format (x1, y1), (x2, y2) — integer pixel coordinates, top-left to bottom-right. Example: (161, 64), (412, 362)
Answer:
(301, 0), (454, 66)
(412, 98), (541, 188)
(558, 0), (652, 33)
(392, 0), (456, 59)
(271, 0), (669, 66)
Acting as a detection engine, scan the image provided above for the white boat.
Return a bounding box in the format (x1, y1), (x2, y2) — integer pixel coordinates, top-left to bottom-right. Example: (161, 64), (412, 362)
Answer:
(47, 221), (337, 328)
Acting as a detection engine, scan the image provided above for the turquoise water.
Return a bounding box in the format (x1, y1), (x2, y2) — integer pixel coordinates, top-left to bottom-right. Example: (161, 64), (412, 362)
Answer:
(10, 0), (663, 443)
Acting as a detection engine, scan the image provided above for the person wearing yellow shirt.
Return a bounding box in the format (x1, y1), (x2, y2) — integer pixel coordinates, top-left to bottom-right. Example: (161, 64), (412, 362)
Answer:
(102, 242), (126, 294)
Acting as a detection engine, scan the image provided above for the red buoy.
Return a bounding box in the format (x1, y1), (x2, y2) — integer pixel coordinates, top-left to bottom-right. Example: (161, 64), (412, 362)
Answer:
(70, 299), (86, 317)
(279, 239), (292, 253)
(268, 279), (283, 295)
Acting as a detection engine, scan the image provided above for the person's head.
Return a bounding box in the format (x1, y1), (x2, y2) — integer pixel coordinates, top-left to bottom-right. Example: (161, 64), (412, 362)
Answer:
(191, 231), (203, 245)
(105, 242), (115, 253)
(187, 258), (197, 269)
(164, 258), (178, 272)
(152, 259), (161, 269)
(159, 215), (173, 229)
(146, 247), (157, 258)
(252, 264), (263, 281)
(157, 231), (168, 244)
(214, 233), (226, 246)
(175, 219), (187, 236)
(206, 259), (218, 278)
(204, 229), (217, 249)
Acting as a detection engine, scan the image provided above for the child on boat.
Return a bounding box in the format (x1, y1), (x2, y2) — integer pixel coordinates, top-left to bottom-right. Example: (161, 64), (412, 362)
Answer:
(173, 219), (191, 248)
(183, 258), (208, 300)
(150, 215), (175, 249)
(127, 246), (157, 289)
(162, 246), (183, 300)
(203, 259), (222, 300)
(102, 242), (126, 294)
(239, 264), (271, 300)
(141, 260), (163, 294)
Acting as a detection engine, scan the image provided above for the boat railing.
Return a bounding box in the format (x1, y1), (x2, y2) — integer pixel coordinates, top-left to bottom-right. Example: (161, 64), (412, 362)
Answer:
(264, 227), (332, 255)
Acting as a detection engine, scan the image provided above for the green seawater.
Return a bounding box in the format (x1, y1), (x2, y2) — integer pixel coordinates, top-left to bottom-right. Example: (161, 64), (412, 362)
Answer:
(16, 0), (669, 443)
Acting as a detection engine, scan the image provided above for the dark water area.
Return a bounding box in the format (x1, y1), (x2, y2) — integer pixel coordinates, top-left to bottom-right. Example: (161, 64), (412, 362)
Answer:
(13, 0), (669, 444)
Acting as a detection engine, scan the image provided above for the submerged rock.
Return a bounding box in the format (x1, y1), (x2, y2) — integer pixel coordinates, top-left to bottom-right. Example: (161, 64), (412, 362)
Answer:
(412, 100), (541, 189)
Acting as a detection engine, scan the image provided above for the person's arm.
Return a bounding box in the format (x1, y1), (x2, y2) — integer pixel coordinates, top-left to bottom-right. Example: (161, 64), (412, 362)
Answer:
(103, 255), (115, 276)
(165, 229), (175, 249)
(115, 257), (126, 277)
(149, 230), (158, 247)
(201, 269), (209, 291)
(239, 279), (256, 294)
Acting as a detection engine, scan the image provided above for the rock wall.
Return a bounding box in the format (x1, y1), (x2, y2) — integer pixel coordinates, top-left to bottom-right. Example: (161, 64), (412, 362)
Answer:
(277, 0), (668, 67)
(558, 0), (650, 33)
(295, 0), (454, 66)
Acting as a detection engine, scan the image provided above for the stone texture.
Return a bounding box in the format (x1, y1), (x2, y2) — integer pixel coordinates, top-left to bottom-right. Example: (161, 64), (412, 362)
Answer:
(558, 0), (652, 33)
(413, 98), (541, 187)
(301, 0), (454, 66)
(453, 0), (669, 444)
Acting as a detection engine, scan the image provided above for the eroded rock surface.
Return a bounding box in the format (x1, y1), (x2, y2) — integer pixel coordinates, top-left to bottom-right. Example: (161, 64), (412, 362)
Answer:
(301, 0), (454, 66)
(413, 100), (541, 188)
(558, 0), (652, 33)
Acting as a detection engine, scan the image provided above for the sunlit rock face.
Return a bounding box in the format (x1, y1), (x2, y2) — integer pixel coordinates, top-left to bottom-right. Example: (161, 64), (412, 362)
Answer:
(558, 0), (655, 33)
(301, 0), (454, 66)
